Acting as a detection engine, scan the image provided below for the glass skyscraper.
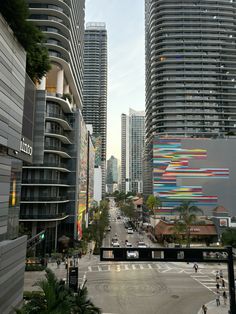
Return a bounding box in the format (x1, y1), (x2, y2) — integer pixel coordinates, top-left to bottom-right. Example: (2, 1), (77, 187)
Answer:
(83, 22), (108, 198)
(121, 109), (145, 194)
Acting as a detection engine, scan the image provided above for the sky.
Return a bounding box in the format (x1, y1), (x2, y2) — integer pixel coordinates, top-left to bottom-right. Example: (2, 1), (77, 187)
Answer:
(85, 0), (145, 162)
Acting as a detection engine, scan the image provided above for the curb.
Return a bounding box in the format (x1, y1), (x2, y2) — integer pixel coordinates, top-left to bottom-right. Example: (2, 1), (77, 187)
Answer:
(197, 299), (229, 314)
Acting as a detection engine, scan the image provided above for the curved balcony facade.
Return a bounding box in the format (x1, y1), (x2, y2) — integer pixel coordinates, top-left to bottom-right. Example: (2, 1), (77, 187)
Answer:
(145, 0), (236, 141)
(21, 0), (85, 252)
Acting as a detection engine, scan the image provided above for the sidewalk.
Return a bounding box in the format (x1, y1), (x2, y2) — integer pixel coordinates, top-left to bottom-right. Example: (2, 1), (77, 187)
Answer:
(197, 300), (229, 314)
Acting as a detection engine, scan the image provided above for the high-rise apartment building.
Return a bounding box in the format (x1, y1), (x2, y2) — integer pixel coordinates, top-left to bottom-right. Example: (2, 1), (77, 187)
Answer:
(83, 22), (108, 198)
(106, 155), (118, 193)
(121, 109), (145, 194)
(121, 113), (130, 193)
(20, 0), (86, 251)
(144, 1), (236, 209)
(145, 0), (236, 144)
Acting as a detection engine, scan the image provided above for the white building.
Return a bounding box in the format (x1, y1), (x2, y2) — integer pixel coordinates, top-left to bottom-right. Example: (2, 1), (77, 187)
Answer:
(121, 109), (145, 194)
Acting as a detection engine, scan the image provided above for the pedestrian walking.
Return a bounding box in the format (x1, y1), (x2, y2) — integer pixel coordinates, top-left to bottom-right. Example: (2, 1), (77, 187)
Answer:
(89, 248), (92, 259)
(221, 278), (225, 288)
(193, 263), (199, 273)
(201, 304), (207, 314)
(216, 291), (220, 306)
(219, 269), (224, 279)
(222, 291), (227, 305)
(216, 270), (220, 282)
(216, 282), (220, 291)
(56, 258), (61, 268)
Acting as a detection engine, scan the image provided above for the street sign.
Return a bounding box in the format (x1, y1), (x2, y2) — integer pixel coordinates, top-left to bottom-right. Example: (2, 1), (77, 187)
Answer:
(69, 267), (78, 292)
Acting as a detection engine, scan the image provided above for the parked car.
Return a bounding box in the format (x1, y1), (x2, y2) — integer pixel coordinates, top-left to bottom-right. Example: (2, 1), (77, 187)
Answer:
(137, 241), (147, 248)
(127, 228), (133, 234)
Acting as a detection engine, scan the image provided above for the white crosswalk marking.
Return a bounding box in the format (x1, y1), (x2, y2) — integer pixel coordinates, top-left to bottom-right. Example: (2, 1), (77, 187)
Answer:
(132, 264), (136, 270)
(124, 264), (129, 270)
(148, 264), (152, 269)
(139, 264), (144, 269)
(191, 274), (229, 294)
(88, 266), (92, 272)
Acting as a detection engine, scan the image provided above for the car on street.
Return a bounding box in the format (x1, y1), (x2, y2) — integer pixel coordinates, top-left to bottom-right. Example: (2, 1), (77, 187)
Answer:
(127, 228), (133, 234)
(105, 226), (111, 231)
(137, 241), (147, 248)
(125, 241), (132, 247)
(112, 241), (120, 247)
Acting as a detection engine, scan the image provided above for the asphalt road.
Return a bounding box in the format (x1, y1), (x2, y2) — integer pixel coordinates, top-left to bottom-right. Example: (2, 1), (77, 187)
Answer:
(103, 204), (155, 248)
(84, 203), (214, 314)
(86, 266), (213, 314)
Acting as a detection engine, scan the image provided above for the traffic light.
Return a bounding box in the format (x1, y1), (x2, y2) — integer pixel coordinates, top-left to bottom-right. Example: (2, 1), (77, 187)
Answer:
(39, 232), (45, 240)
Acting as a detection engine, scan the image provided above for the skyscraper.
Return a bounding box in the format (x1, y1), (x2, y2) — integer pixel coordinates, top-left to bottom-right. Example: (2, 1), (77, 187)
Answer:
(121, 113), (130, 193)
(83, 22), (108, 198)
(121, 109), (145, 194)
(145, 0), (236, 144)
(144, 0), (236, 208)
(106, 155), (118, 193)
(20, 0), (86, 251)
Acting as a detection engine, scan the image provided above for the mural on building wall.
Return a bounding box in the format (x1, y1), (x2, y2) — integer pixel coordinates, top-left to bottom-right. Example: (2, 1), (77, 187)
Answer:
(89, 137), (95, 209)
(77, 120), (88, 239)
(153, 138), (229, 213)
(92, 134), (102, 167)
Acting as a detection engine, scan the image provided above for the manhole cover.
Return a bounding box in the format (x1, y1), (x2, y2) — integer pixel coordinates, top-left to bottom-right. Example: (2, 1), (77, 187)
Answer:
(171, 295), (179, 299)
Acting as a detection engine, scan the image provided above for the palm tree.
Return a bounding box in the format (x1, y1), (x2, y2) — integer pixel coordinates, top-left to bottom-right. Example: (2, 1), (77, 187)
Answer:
(15, 269), (101, 314)
(171, 221), (187, 246)
(16, 269), (73, 314)
(146, 195), (162, 218)
(221, 228), (236, 247)
(174, 201), (203, 247)
(72, 285), (102, 314)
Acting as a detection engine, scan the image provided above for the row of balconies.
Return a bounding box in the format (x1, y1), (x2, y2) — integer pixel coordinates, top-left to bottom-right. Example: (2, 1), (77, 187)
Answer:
(21, 195), (69, 202)
(21, 178), (69, 185)
(20, 212), (69, 221)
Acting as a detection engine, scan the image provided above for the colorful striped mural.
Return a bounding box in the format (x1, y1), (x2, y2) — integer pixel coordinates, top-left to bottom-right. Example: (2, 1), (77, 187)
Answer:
(153, 138), (229, 213)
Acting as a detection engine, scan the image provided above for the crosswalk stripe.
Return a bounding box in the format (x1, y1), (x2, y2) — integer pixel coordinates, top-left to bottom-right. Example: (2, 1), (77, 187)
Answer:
(98, 266), (102, 271)
(148, 264), (152, 269)
(124, 264), (129, 270)
(139, 264), (144, 269)
(88, 266), (92, 272)
(132, 264), (136, 270)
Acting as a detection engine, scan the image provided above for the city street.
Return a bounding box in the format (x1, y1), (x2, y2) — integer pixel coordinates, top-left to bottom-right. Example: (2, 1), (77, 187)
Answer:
(24, 204), (231, 314)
